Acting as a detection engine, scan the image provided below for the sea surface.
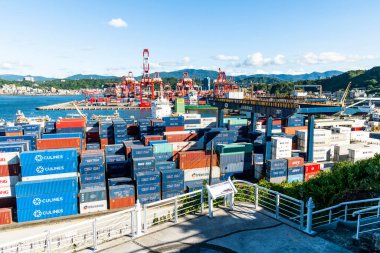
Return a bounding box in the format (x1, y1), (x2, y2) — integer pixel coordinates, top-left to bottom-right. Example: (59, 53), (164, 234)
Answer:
(0, 95), (216, 122)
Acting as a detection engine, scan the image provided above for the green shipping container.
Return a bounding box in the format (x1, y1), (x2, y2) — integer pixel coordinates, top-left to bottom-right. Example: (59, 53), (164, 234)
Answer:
(153, 143), (173, 154)
(175, 98), (185, 114)
(216, 143), (253, 154)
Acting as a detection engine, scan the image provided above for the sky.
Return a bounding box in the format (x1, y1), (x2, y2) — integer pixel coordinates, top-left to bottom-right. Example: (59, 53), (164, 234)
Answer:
(0, 0), (380, 78)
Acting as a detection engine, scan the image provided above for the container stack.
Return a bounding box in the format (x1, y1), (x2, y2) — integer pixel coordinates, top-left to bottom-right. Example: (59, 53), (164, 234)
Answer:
(0, 135), (37, 150)
(152, 143), (173, 163)
(99, 120), (114, 148)
(0, 152), (20, 210)
(44, 121), (56, 134)
(5, 126), (23, 137)
(227, 119), (248, 137)
(79, 150), (107, 214)
(105, 145), (128, 178)
(150, 119), (165, 135)
(55, 118), (86, 147)
(138, 119), (153, 139)
(286, 157), (304, 183)
(160, 169), (184, 199)
(271, 137), (292, 159)
(266, 159), (287, 183)
(163, 116), (185, 132)
(22, 124), (41, 138)
(183, 114), (202, 130)
(204, 129), (238, 151)
(296, 129), (332, 161)
(135, 171), (161, 204)
(216, 144), (245, 178)
(286, 114), (305, 127)
(348, 145), (376, 163)
(107, 178), (135, 209)
(86, 120), (100, 148)
(15, 177), (78, 222)
(41, 132), (84, 151)
(113, 119), (127, 144)
(143, 135), (163, 146)
(131, 146), (155, 179)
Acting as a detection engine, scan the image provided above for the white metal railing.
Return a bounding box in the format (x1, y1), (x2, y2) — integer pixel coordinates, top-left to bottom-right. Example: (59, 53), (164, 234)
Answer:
(353, 205), (380, 240)
(0, 181), (307, 252)
(232, 180), (305, 230)
(310, 198), (380, 229)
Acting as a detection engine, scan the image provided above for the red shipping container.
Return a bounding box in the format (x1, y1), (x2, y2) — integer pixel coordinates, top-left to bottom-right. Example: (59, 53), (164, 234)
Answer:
(304, 163), (321, 174)
(0, 197), (16, 208)
(282, 126), (308, 135)
(0, 208), (12, 225)
(165, 133), (198, 143)
(144, 136), (163, 146)
(305, 171), (319, 182)
(0, 164), (20, 177)
(37, 138), (81, 150)
(109, 196), (135, 209)
(179, 151), (217, 169)
(56, 119), (86, 128)
(286, 157), (304, 168)
(165, 126), (185, 132)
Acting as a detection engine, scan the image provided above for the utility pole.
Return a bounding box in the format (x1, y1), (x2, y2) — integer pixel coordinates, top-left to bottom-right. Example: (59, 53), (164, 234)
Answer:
(209, 141), (214, 185)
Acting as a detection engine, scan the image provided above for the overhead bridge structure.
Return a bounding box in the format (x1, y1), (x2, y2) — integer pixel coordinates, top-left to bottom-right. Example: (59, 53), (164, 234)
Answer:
(208, 96), (344, 163)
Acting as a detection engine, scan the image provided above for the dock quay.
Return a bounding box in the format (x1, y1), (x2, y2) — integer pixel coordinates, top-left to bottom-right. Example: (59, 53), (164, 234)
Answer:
(36, 101), (150, 111)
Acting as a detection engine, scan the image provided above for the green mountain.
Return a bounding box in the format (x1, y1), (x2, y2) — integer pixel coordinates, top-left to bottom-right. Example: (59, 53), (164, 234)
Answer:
(0, 74), (54, 82)
(309, 67), (380, 93)
(65, 74), (118, 80)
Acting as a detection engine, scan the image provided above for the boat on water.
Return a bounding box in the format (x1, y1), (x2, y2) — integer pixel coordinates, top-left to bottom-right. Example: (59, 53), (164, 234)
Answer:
(14, 110), (50, 127)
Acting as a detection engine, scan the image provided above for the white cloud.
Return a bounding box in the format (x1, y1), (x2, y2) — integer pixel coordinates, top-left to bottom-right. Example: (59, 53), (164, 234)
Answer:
(301, 52), (378, 65)
(213, 54), (240, 61)
(0, 62), (14, 70)
(183, 56), (191, 63)
(0, 61), (30, 71)
(274, 54), (286, 65)
(108, 18), (128, 28)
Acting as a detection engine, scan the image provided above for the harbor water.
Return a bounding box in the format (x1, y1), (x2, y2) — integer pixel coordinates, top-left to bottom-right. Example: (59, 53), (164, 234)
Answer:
(0, 95), (217, 122)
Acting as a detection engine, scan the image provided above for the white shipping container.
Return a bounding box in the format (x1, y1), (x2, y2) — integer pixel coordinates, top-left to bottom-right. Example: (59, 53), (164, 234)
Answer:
(183, 114), (201, 119)
(313, 147), (331, 162)
(201, 117), (217, 123)
(366, 138), (380, 145)
(271, 137), (292, 147)
(368, 121), (380, 127)
(163, 130), (193, 136)
(0, 152), (20, 165)
(79, 200), (107, 214)
(184, 124), (202, 129)
(348, 146), (376, 161)
(183, 166), (221, 182)
(331, 133), (350, 142)
(21, 172), (78, 182)
(0, 176), (19, 187)
(296, 129), (332, 139)
(200, 123), (217, 128)
(350, 131), (370, 141)
(331, 127), (351, 134)
(0, 185), (15, 197)
(171, 141), (203, 152)
(226, 92), (244, 99)
(352, 119), (366, 128)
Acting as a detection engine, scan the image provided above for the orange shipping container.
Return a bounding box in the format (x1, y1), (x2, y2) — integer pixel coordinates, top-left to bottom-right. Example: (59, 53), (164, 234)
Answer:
(100, 138), (108, 149)
(179, 151), (217, 169)
(0, 208), (12, 225)
(5, 132), (23, 137)
(0, 164), (20, 177)
(282, 126), (308, 135)
(37, 137), (81, 150)
(165, 126), (185, 132)
(286, 157), (304, 168)
(109, 196), (135, 209)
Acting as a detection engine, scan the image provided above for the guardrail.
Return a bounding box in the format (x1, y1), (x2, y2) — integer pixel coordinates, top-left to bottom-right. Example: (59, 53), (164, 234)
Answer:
(353, 205), (380, 240)
(310, 198), (380, 229)
(232, 180), (305, 230)
(0, 181), (306, 253)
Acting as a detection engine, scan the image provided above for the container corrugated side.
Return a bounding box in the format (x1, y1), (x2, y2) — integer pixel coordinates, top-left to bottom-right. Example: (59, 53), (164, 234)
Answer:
(16, 203), (78, 222)
(108, 185), (135, 199)
(135, 171), (160, 186)
(21, 160), (78, 177)
(136, 183), (161, 195)
(160, 169), (184, 183)
(16, 192), (78, 210)
(15, 177), (78, 197)
(80, 173), (105, 185)
(161, 180), (184, 192)
(79, 188), (107, 203)
(137, 192), (160, 204)
(20, 149), (77, 165)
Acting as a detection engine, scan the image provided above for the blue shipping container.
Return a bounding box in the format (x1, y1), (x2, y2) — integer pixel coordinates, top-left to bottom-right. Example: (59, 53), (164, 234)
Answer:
(108, 177), (132, 186)
(15, 177), (78, 197)
(79, 163), (105, 174)
(135, 171), (160, 185)
(80, 173), (105, 184)
(79, 188), (107, 203)
(137, 192), (160, 204)
(106, 155), (126, 163)
(288, 166), (304, 176)
(0, 136), (37, 150)
(108, 185), (135, 199)
(21, 160), (78, 177)
(162, 181), (184, 192)
(16, 192), (78, 210)
(136, 183), (161, 195)
(20, 149), (77, 165)
(267, 159), (287, 169)
(160, 169), (184, 183)
(80, 182), (106, 190)
(162, 190), (184, 199)
(16, 203), (78, 222)
(131, 147), (153, 158)
(156, 161), (175, 171)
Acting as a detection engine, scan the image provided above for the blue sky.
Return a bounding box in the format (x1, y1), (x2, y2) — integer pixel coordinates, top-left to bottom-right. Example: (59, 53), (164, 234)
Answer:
(0, 0), (379, 77)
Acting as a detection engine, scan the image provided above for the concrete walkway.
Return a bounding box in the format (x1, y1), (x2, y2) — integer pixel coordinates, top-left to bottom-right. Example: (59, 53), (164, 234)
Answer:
(84, 203), (351, 253)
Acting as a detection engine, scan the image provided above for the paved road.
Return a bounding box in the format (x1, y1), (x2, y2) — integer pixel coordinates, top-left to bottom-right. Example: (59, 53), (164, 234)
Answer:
(86, 203), (351, 253)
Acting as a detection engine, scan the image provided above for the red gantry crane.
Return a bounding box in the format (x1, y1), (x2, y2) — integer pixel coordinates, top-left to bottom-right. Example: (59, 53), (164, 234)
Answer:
(139, 49), (153, 107)
(214, 68), (236, 97)
(152, 72), (163, 98)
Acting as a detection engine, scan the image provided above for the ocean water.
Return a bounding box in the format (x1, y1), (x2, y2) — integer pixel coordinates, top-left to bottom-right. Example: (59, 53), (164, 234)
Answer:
(0, 95), (216, 122)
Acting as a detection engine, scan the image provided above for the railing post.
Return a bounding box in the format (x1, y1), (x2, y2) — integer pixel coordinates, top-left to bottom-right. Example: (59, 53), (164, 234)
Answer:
(135, 200), (143, 237)
(344, 205), (348, 222)
(300, 201), (305, 230)
(355, 214), (361, 240)
(275, 194), (280, 219)
(328, 209), (332, 224)
(230, 192), (235, 210)
(254, 185), (259, 209)
(200, 189), (204, 214)
(92, 219), (97, 251)
(208, 191), (214, 219)
(143, 204), (147, 233)
(305, 197), (315, 235)
(46, 230), (52, 253)
(377, 200), (380, 217)
(131, 210), (135, 237)
(174, 198), (178, 224)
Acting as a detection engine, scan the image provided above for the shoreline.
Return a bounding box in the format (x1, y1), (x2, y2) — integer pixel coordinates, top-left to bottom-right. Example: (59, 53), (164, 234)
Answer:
(0, 94), (82, 97)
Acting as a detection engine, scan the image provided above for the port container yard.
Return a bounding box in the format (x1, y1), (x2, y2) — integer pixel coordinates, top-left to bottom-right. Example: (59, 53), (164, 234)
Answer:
(0, 106), (380, 227)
